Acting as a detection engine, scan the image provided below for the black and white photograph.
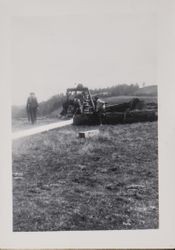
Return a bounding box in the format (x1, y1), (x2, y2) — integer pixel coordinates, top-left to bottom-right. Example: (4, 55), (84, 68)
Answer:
(11, 0), (159, 232)
(1, 0), (175, 248)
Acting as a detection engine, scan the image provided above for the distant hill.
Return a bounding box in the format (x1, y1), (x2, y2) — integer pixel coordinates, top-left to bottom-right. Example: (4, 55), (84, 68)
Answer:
(91, 83), (139, 97)
(134, 85), (157, 96)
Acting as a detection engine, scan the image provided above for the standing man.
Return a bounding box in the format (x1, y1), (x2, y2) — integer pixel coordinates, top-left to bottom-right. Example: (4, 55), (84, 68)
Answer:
(94, 96), (105, 125)
(26, 92), (39, 124)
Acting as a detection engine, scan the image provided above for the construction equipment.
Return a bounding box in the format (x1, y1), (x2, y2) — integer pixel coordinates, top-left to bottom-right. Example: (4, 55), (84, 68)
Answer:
(60, 84), (95, 116)
(60, 85), (157, 125)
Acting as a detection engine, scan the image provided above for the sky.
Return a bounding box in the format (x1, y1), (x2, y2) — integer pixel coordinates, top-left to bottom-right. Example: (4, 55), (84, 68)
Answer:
(11, 1), (157, 106)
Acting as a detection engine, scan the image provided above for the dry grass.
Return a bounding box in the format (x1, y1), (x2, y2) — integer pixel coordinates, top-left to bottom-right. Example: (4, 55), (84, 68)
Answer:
(12, 122), (158, 231)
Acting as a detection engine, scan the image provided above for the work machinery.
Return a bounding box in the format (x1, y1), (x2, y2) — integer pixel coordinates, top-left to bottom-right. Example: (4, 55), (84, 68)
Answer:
(60, 85), (157, 125)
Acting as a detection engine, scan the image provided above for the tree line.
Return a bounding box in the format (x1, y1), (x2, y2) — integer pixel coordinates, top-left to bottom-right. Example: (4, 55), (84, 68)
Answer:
(90, 83), (139, 97)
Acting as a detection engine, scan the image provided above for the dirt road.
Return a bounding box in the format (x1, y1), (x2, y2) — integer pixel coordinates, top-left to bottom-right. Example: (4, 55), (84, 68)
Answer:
(12, 119), (73, 140)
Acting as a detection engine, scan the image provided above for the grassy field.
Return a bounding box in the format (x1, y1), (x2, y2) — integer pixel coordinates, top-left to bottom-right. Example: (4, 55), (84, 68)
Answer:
(12, 121), (158, 231)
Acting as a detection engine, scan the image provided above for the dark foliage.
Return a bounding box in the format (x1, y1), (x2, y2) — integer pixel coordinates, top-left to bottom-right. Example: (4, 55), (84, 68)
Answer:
(90, 83), (140, 97)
